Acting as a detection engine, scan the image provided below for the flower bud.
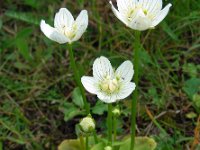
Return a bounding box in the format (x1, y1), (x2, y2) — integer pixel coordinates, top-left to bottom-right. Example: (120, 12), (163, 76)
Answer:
(104, 146), (112, 150)
(112, 108), (120, 117)
(79, 116), (95, 133)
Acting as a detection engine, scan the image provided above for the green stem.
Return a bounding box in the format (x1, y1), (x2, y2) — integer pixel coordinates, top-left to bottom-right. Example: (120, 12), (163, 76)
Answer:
(86, 135), (89, 150)
(130, 31), (141, 150)
(93, 130), (98, 144)
(113, 116), (117, 141)
(80, 135), (85, 150)
(68, 44), (90, 114)
(107, 103), (113, 146)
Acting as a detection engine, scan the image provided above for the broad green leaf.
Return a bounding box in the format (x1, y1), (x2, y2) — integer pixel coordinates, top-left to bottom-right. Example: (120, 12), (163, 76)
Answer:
(92, 101), (107, 115)
(72, 87), (84, 109)
(15, 28), (33, 61)
(59, 102), (83, 122)
(15, 27), (33, 39)
(5, 11), (40, 25)
(193, 94), (200, 108)
(58, 139), (82, 150)
(58, 136), (96, 150)
(119, 137), (157, 150)
(183, 63), (198, 78)
(186, 112), (197, 119)
(16, 39), (32, 61)
(91, 142), (105, 150)
(183, 78), (200, 100)
(23, 0), (39, 8)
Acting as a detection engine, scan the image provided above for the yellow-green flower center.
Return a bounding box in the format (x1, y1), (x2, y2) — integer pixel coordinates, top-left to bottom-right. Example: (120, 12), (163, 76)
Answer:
(100, 75), (120, 93)
(63, 24), (77, 39)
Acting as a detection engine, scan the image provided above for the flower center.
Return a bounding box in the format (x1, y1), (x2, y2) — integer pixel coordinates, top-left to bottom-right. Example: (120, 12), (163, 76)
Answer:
(126, 5), (149, 21)
(100, 76), (120, 93)
(63, 24), (77, 39)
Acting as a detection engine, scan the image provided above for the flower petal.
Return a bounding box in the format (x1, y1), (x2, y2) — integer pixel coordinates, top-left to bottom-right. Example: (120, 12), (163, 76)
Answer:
(40, 20), (69, 44)
(151, 3), (172, 27)
(117, 0), (136, 15)
(117, 82), (136, 100)
(116, 60), (134, 82)
(148, 0), (162, 14)
(129, 9), (152, 31)
(72, 10), (88, 42)
(97, 92), (117, 103)
(109, 1), (129, 26)
(54, 8), (74, 31)
(81, 76), (98, 94)
(138, 0), (155, 11)
(93, 56), (114, 81)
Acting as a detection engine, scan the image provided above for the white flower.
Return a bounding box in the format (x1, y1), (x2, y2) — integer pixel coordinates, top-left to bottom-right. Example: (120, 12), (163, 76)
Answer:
(79, 116), (95, 133)
(110, 0), (172, 31)
(81, 56), (136, 103)
(40, 8), (88, 44)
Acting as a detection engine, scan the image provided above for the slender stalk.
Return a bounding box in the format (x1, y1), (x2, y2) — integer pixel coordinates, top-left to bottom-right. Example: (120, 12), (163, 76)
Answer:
(93, 130), (98, 144)
(130, 31), (141, 150)
(113, 116), (117, 141)
(79, 135), (85, 150)
(68, 44), (90, 114)
(86, 135), (89, 150)
(107, 104), (113, 146)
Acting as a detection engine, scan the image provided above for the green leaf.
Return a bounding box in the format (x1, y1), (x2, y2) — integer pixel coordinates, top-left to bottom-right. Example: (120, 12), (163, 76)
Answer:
(59, 102), (83, 122)
(91, 142), (105, 150)
(161, 22), (180, 42)
(5, 11), (40, 25)
(183, 63), (198, 78)
(15, 28), (33, 61)
(58, 139), (82, 150)
(92, 101), (107, 115)
(183, 78), (200, 100)
(16, 39), (32, 61)
(119, 137), (157, 150)
(72, 87), (84, 109)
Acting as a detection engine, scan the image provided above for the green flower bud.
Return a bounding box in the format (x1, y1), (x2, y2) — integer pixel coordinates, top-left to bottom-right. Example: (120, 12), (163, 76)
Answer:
(112, 108), (120, 117)
(104, 146), (112, 150)
(79, 116), (95, 133)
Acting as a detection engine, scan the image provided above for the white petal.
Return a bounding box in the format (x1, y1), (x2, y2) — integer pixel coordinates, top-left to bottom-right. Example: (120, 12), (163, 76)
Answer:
(117, 82), (136, 100)
(72, 10), (88, 42)
(109, 1), (129, 26)
(151, 3), (172, 27)
(54, 8), (74, 31)
(97, 92), (117, 103)
(129, 9), (152, 31)
(40, 20), (69, 44)
(93, 56), (114, 81)
(138, 0), (154, 11)
(81, 76), (98, 94)
(117, 0), (136, 15)
(116, 60), (134, 82)
(148, 0), (162, 14)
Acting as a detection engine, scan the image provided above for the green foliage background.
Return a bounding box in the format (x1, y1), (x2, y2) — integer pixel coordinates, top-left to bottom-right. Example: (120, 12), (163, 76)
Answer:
(0, 0), (200, 149)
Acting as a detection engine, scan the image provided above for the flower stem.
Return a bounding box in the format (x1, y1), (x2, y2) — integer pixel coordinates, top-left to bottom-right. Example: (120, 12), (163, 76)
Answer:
(79, 135), (85, 150)
(130, 31), (141, 150)
(93, 130), (98, 144)
(68, 44), (90, 114)
(113, 116), (117, 141)
(107, 103), (113, 146)
(86, 135), (89, 150)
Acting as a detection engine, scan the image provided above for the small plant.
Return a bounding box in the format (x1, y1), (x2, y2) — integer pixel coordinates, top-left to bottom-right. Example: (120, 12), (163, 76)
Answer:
(39, 0), (172, 149)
